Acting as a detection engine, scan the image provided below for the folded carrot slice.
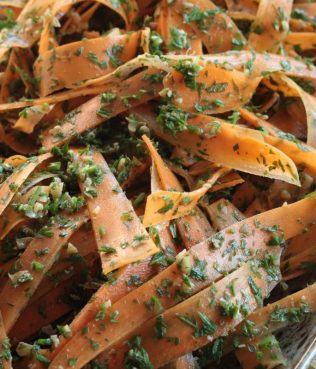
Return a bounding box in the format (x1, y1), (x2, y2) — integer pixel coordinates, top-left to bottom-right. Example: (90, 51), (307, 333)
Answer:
(143, 167), (229, 226)
(142, 135), (182, 191)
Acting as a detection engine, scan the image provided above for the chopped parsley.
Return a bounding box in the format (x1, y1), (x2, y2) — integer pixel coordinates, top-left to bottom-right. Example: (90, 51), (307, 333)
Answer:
(168, 27), (189, 50)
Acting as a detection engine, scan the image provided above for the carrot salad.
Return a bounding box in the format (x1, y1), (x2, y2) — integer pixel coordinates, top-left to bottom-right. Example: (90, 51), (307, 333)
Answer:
(0, 0), (316, 368)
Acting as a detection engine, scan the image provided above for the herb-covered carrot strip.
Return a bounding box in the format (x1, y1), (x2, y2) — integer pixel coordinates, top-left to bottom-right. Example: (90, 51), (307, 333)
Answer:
(285, 32), (316, 51)
(41, 70), (163, 149)
(73, 148), (158, 274)
(233, 282), (316, 342)
(169, 0), (246, 53)
(147, 134), (216, 255)
(210, 172), (244, 193)
(0, 208), (89, 333)
(47, 196), (316, 369)
(10, 276), (78, 343)
(13, 104), (53, 134)
(143, 167), (229, 226)
(35, 32), (141, 96)
(203, 198), (245, 232)
(156, 0), (202, 54)
(204, 280), (316, 366)
(0, 312), (12, 369)
(106, 261), (277, 369)
(162, 59), (261, 114)
(0, 153), (51, 218)
(284, 222), (316, 259)
(143, 134), (215, 247)
(239, 108), (280, 136)
(282, 247), (316, 281)
(0, 185), (50, 240)
(199, 51), (316, 82)
(248, 0), (293, 52)
(176, 208), (215, 249)
(0, 0), (54, 59)
(265, 134), (316, 179)
(278, 75), (316, 149)
(133, 105), (300, 185)
(235, 334), (287, 369)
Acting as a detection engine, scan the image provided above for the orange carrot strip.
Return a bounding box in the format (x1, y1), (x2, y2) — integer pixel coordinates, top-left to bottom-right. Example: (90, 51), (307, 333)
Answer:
(0, 186), (49, 241)
(210, 172), (244, 193)
(248, 0), (293, 52)
(0, 153), (51, 218)
(143, 134), (215, 247)
(33, 224), (177, 366)
(170, 0), (247, 53)
(41, 70), (163, 149)
(73, 148), (159, 274)
(286, 32), (316, 51)
(35, 32), (141, 96)
(132, 105), (300, 185)
(0, 124), (36, 154)
(10, 277), (77, 343)
(239, 108), (280, 137)
(163, 59), (261, 114)
(265, 130), (316, 179)
(203, 198), (245, 232)
(278, 75), (316, 149)
(0, 208), (89, 333)
(198, 51), (316, 82)
(156, 0), (202, 55)
(13, 104), (53, 134)
(176, 208), (215, 249)
(143, 167), (229, 226)
(282, 247), (316, 281)
(284, 222), (316, 259)
(236, 334), (287, 369)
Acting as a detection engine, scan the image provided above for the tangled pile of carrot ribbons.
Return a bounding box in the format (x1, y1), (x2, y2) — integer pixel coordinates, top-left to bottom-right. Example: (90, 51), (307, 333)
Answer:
(1, 0), (316, 368)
